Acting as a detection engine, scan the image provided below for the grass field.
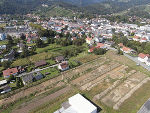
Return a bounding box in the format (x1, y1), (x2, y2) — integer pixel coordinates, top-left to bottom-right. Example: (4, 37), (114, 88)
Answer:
(0, 40), (8, 45)
(70, 52), (100, 63)
(106, 50), (150, 76)
(40, 68), (60, 78)
(36, 44), (61, 53)
(12, 52), (52, 67)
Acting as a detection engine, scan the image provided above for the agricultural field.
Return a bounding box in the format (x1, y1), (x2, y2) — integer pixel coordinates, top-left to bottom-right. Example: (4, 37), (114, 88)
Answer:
(1, 50), (150, 113)
(30, 50), (150, 113)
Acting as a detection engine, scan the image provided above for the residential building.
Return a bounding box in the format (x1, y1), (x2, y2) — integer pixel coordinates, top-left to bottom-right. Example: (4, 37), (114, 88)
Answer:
(121, 46), (132, 53)
(35, 60), (47, 68)
(58, 61), (69, 71)
(22, 73), (34, 85)
(55, 56), (65, 63)
(3, 68), (18, 78)
(34, 72), (44, 81)
(138, 53), (149, 63)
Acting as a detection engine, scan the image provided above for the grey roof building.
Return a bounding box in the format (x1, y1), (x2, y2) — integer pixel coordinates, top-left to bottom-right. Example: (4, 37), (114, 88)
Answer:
(22, 73), (34, 85)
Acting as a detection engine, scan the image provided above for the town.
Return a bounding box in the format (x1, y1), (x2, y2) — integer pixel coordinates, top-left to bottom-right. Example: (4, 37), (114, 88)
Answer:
(1, 13), (150, 113)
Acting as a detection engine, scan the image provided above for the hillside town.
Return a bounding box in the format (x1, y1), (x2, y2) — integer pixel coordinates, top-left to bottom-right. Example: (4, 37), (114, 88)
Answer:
(1, 13), (150, 113)
(0, 14), (150, 93)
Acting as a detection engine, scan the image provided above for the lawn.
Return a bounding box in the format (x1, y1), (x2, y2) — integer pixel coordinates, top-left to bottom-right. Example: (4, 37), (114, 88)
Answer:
(46, 59), (55, 65)
(40, 68), (60, 78)
(118, 81), (150, 113)
(70, 52), (100, 63)
(12, 52), (52, 67)
(36, 44), (61, 53)
(0, 40), (8, 45)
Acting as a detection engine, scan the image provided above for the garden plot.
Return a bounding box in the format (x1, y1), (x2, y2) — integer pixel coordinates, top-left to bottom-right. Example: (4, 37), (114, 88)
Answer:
(62, 57), (109, 80)
(72, 61), (121, 89)
(80, 65), (130, 91)
(101, 72), (147, 108)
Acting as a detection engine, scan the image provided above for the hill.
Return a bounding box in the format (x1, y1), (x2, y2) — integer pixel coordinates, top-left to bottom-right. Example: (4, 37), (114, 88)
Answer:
(0, 0), (150, 19)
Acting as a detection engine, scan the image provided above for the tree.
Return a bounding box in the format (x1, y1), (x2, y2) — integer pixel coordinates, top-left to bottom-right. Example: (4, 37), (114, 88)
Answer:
(1, 61), (11, 69)
(131, 32), (135, 36)
(7, 35), (13, 46)
(16, 77), (24, 88)
(117, 47), (123, 55)
(20, 33), (26, 40)
(93, 48), (107, 55)
(7, 75), (15, 83)
(35, 38), (44, 48)
(20, 45), (29, 58)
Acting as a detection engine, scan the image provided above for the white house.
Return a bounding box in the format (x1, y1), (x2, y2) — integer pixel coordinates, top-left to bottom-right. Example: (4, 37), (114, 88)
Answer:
(133, 36), (140, 42)
(54, 93), (97, 113)
(146, 59), (150, 66)
(138, 53), (149, 63)
(120, 46), (132, 54)
(140, 37), (147, 43)
(58, 61), (69, 71)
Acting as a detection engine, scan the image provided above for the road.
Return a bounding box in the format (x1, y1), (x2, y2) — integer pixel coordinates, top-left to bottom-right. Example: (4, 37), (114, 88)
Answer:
(124, 53), (150, 71)
(17, 63), (59, 77)
(107, 46), (150, 71)
(137, 98), (150, 113)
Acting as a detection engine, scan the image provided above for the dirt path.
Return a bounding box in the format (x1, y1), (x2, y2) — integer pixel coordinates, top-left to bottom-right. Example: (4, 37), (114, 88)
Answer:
(11, 86), (70, 113)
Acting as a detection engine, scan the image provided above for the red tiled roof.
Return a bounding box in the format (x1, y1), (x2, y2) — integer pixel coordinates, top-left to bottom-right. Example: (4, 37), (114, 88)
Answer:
(134, 36), (140, 39)
(122, 46), (131, 52)
(138, 53), (149, 59)
(141, 37), (147, 40)
(3, 68), (18, 77)
(96, 43), (105, 48)
(60, 62), (69, 69)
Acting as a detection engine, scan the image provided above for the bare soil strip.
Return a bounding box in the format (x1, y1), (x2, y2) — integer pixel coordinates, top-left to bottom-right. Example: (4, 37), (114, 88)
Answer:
(11, 86), (70, 113)
(101, 72), (147, 108)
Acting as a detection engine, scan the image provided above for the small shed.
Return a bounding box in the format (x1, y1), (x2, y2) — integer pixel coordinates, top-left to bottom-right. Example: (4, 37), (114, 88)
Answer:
(55, 56), (65, 63)
(34, 72), (44, 81)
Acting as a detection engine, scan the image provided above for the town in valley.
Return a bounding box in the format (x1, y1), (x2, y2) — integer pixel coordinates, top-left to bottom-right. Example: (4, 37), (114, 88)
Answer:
(1, 0), (150, 113)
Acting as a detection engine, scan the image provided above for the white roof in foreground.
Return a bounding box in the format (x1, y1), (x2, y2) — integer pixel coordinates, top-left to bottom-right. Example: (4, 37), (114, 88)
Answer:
(69, 93), (97, 113)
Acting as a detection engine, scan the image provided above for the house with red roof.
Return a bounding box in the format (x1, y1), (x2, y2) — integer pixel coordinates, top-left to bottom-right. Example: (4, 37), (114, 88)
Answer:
(133, 36), (140, 41)
(88, 43), (107, 53)
(121, 46), (132, 53)
(96, 43), (106, 49)
(140, 37), (147, 43)
(3, 68), (18, 78)
(138, 53), (149, 63)
(58, 61), (69, 71)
